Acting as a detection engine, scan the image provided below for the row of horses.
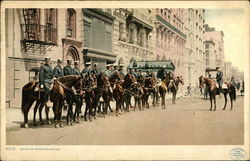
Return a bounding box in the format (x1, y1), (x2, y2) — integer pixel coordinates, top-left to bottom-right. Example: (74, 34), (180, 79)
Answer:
(21, 71), (184, 128)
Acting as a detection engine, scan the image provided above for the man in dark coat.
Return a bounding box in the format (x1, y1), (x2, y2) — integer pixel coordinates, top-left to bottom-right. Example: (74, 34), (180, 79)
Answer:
(63, 59), (74, 76)
(53, 59), (64, 78)
(81, 61), (91, 74)
(39, 57), (54, 106)
(216, 67), (223, 92)
(73, 61), (81, 75)
(91, 63), (100, 75)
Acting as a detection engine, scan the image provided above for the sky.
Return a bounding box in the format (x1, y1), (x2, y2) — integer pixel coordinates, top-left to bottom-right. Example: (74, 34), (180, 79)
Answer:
(205, 9), (248, 72)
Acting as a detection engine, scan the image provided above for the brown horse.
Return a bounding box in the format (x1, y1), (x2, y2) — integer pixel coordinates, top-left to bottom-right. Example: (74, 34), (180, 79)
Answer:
(199, 76), (218, 111)
(51, 75), (85, 127)
(110, 71), (124, 116)
(122, 73), (137, 112)
(158, 72), (172, 109)
(21, 75), (84, 128)
(221, 82), (236, 110)
(92, 72), (111, 119)
(142, 76), (156, 108)
(168, 76), (184, 104)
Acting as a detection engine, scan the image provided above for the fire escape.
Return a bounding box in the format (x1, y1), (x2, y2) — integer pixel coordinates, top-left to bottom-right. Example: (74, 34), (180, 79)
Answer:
(21, 9), (57, 55)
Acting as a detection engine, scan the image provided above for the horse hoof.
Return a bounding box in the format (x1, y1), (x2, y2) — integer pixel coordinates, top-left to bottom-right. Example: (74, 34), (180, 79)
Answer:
(94, 116), (97, 119)
(67, 122), (70, 125)
(47, 121), (52, 125)
(84, 118), (88, 121)
(230, 108), (233, 111)
(24, 124), (29, 128)
(60, 124), (64, 128)
(223, 108), (225, 111)
(209, 109), (212, 111)
(55, 124), (60, 128)
(213, 109), (216, 111)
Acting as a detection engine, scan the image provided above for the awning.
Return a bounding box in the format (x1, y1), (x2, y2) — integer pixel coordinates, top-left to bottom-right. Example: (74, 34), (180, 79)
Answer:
(82, 48), (117, 62)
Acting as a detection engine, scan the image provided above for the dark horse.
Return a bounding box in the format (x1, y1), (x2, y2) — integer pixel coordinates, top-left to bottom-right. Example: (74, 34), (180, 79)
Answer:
(168, 76), (184, 104)
(21, 75), (84, 128)
(199, 76), (218, 111)
(158, 72), (172, 109)
(142, 76), (156, 108)
(51, 75), (84, 128)
(92, 72), (111, 119)
(122, 73), (137, 112)
(221, 82), (236, 110)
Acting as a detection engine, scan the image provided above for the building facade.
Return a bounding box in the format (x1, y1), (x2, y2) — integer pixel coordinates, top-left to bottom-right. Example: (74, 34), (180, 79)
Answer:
(82, 9), (116, 68)
(204, 24), (225, 70)
(204, 40), (216, 69)
(112, 8), (155, 66)
(5, 8), (84, 108)
(183, 9), (205, 90)
(154, 8), (186, 76)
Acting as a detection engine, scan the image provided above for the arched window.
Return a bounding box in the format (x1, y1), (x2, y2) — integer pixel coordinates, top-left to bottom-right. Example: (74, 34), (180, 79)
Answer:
(67, 9), (76, 38)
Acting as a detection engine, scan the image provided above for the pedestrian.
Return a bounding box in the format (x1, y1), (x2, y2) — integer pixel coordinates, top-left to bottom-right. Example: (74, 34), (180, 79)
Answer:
(236, 81), (240, 91)
(53, 59), (64, 78)
(63, 59), (74, 76)
(187, 83), (191, 96)
(39, 57), (54, 107)
(73, 61), (81, 75)
(240, 81), (244, 96)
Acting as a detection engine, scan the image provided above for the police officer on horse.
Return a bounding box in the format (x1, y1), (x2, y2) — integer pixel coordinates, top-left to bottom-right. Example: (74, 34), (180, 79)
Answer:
(53, 59), (64, 78)
(73, 61), (81, 75)
(81, 61), (91, 74)
(63, 59), (74, 76)
(216, 67), (223, 92)
(39, 57), (54, 117)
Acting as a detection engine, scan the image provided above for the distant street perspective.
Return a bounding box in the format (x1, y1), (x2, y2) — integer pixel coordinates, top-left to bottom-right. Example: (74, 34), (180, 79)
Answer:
(7, 94), (244, 145)
(5, 8), (246, 146)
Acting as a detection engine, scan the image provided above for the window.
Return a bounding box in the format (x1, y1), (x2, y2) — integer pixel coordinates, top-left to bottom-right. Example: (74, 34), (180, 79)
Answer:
(67, 9), (76, 38)
(205, 50), (209, 57)
(205, 44), (209, 49)
(128, 24), (136, 44)
(45, 9), (57, 43)
(24, 9), (41, 40)
(119, 22), (124, 40)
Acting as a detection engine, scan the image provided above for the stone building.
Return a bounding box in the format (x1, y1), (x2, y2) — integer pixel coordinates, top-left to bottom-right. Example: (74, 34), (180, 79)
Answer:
(204, 24), (225, 70)
(154, 8), (186, 76)
(112, 8), (155, 66)
(5, 8), (84, 108)
(204, 40), (216, 69)
(82, 9), (116, 68)
(224, 61), (232, 81)
(183, 9), (205, 89)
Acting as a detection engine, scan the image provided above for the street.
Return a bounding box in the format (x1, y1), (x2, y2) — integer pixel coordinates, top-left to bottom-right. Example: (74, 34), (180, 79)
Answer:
(6, 95), (244, 145)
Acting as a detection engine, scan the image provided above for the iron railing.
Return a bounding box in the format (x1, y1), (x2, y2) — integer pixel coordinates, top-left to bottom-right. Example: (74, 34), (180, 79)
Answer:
(21, 24), (57, 44)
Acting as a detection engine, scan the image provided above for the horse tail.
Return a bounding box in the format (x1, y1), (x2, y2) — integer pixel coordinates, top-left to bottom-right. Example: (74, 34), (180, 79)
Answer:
(231, 85), (236, 101)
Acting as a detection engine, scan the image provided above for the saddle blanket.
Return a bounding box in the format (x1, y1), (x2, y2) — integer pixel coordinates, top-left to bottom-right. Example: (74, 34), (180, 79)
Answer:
(222, 83), (228, 89)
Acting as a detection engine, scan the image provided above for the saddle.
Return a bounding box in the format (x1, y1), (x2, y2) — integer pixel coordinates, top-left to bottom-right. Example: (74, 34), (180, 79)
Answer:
(222, 83), (228, 89)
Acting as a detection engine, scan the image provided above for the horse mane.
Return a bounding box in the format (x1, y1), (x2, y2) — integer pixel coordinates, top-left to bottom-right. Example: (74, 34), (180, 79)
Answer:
(203, 77), (217, 91)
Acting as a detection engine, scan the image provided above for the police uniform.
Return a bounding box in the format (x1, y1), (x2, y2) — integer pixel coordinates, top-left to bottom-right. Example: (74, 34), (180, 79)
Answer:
(104, 65), (112, 77)
(81, 67), (91, 74)
(91, 63), (100, 75)
(216, 70), (223, 91)
(73, 67), (81, 75)
(53, 60), (64, 78)
(39, 58), (54, 103)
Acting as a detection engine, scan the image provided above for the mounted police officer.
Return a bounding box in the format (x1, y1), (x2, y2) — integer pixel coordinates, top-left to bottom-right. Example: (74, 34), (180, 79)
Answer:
(53, 59), (64, 78)
(81, 61), (91, 74)
(39, 57), (54, 111)
(216, 67), (223, 92)
(145, 70), (151, 78)
(73, 61), (81, 75)
(118, 63), (125, 77)
(104, 64), (112, 77)
(91, 63), (100, 75)
(63, 59), (74, 76)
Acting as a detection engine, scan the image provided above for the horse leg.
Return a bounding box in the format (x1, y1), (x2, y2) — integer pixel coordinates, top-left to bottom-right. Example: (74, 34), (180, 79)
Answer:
(230, 93), (233, 110)
(138, 97), (142, 111)
(33, 101), (40, 126)
(54, 100), (60, 128)
(39, 102), (45, 125)
(45, 104), (51, 125)
(146, 95), (150, 108)
(209, 94), (212, 111)
(162, 93), (166, 109)
(223, 92), (227, 110)
(213, 95), (217, 111)
(23, 100), (35, 128)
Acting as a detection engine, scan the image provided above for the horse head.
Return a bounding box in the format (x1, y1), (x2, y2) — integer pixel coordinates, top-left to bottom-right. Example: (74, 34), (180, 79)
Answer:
(123, 73), (136, 88)
(199, 76), (205, 88)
